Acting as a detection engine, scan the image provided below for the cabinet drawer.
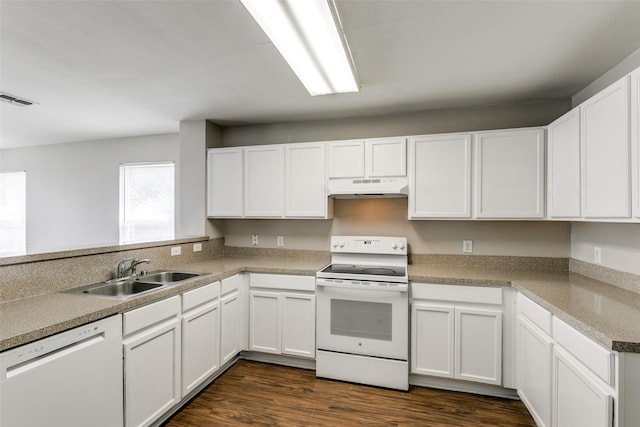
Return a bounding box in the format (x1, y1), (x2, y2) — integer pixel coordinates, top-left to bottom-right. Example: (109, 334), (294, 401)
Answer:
(517, 293), (552, 335)
(123, 295), (180, 336)
(250, 273), (315, 292)
(182, 282), (220, 312)
(552, 317), (614, 385)
(412, 283), (502, 305)
(221, 274), (242, 296)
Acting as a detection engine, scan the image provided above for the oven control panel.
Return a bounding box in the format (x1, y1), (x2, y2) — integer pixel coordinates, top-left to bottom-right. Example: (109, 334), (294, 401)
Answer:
(330, 236), (407, 255)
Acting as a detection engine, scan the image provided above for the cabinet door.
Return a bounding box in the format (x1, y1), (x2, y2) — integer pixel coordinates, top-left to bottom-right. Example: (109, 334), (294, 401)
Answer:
(244, 145), (284, 217)
(553, 347), (613, 427)
(517, 316), (553, 427)
(285, 142), (328, 218)
(328, 140), (365, 178)
(366, 137), (407, 177)
(123, 319), (181, 427)
(455, 307), (502, 385)
(282, 292), (315, 358)
(547, 110), (581, 218)
(411, 303), (455, 378)
(630, 69), (640, 218)
(474, 128), (545, 218)
(581, 77), (631, 218)
(220, 290), (242, 365)
(249, 290), (281, 354)
(181, 301), (220, 397)
(207, 148), (243, 217)
(409, 133), (472, 218)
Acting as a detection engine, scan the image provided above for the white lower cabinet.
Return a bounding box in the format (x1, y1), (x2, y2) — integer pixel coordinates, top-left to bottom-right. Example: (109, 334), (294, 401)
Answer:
(123, 296), (181, 427)
(553, 346), (613, 427)
(411, 284), (503, 386)
(516, 294), (618, 427)
(220, 275), (244, 365)
(181, 282), (221, 397)
(249, 273), (316, 359)
(517, 315), (553, 427)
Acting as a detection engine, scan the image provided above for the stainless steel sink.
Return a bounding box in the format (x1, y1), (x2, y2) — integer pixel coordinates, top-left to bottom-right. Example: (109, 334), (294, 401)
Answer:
(81, 279), (164, 297)
(63, 270), (209, 299)
(138, 270), (205, 283)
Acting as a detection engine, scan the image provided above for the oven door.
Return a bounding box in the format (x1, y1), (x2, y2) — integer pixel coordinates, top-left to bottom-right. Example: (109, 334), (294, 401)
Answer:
(316, 278), (408, 360)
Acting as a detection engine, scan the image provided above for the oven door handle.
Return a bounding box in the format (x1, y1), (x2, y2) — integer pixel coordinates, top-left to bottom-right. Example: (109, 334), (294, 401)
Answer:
(316, 279), (408, 292)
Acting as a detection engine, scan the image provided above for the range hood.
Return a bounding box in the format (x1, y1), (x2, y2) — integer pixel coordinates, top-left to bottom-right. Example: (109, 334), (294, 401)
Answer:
(327, 177), (409, 199)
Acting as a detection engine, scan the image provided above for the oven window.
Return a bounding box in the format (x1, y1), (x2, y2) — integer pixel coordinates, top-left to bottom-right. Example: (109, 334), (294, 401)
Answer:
(330, 299), (392, 341)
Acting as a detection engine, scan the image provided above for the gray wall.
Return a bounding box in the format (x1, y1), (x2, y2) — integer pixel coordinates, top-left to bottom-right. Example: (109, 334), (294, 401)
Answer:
(1, 133), (180, 254)
(218, 100), (573, 257)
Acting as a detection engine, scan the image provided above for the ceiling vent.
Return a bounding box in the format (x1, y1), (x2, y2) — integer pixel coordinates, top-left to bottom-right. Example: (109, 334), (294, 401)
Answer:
(0, 92), (36, 106)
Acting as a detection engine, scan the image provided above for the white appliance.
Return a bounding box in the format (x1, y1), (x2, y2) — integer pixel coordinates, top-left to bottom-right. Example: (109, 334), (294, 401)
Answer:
(0, 315), (123, 427)
(327, 177), (409, 198)
(316, 236), (409, 390)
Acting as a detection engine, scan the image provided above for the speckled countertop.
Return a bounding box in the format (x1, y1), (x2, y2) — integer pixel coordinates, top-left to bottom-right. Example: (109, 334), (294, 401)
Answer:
(3, 256), (640, 354)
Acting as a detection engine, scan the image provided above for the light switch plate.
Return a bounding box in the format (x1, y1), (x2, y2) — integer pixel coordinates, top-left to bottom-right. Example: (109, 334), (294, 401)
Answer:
(463, 240), (473, 253)
(193, 243), (202, 252)
(277, 236), (284, 247)
(594, 246), (601, 264)
(171, 246), (181, 256)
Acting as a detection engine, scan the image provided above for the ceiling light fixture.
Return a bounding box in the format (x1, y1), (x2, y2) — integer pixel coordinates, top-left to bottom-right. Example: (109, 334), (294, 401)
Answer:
(240, 0), (359, 96)
(0, 92), (36, 107)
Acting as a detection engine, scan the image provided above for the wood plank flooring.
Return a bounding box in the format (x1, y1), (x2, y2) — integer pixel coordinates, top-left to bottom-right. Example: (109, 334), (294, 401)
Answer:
(163, 360), (535, 426)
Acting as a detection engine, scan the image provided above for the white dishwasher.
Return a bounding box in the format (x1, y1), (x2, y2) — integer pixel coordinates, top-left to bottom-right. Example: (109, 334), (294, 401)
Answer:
(0, 315), (123, 427)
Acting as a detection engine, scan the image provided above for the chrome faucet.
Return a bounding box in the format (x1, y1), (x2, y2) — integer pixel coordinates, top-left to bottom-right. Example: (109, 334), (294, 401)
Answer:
(117, 258), (151, 278)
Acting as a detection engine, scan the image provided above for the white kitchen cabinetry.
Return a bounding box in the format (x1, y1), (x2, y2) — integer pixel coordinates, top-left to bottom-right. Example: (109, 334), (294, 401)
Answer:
(553, 346), (613, 427)
(328, 137), (406, 178)
(181, 282), (220, 397)
(630, 68), (640, 218)
(123, 296), (181, 427)
(206, 148), (243, 217)
(408, 133), (472, 218)
(411, 283), (503, 386)
(249, 273), (316, 359)
(284, 142), (331, 218)
(244, 145), (284, 217)
(220, 275), (244, 365)
(581, 77), (631, 219)
(547, 109), (581, 219)
(474, 128), (545, 219)
(517, 294), (554, 427)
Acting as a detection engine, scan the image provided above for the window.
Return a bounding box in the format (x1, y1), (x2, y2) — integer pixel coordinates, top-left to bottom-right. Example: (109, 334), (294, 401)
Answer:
(119, 162), (175, 244)
(0, 171), (26, 256)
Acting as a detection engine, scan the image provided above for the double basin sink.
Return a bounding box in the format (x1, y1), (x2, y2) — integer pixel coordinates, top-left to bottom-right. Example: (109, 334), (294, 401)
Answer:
(65, 270), (209, 299)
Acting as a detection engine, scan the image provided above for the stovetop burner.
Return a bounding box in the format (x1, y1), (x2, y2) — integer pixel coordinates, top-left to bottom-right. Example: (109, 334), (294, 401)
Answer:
(319, 264), (406, 277)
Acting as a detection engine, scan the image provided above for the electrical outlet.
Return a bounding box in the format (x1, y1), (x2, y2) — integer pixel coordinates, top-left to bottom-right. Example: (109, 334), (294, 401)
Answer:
(193, 243), (202, 252)
(251, 234), (259, 246)
(463, 240), (473, 253)
(171, 246), (181, 256)
(594, 246), (602, 264)
(277, 236), (284, 247)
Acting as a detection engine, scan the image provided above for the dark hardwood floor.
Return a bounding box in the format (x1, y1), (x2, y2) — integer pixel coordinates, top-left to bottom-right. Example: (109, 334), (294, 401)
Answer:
(163, 360), (535, 426)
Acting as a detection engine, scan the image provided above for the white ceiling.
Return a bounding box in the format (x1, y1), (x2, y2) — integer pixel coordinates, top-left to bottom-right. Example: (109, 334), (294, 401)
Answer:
(2, 0), (640, 149)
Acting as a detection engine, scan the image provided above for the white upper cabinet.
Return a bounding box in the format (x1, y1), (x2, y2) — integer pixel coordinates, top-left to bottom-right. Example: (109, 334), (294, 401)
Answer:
(206, 148), (243, 217)
(631, 68), (640, 219)
(474, 128), (545, 219)
(366, 137), (407, 177)
(244, 145), (285, 218)
(285, 142), (330, 218)
(547, 109), (581, 219)
(328, 140), (365, 178)
(581, 76), (631, 219)
(409, 133), (472, 218)
(328, 138), (406, 178)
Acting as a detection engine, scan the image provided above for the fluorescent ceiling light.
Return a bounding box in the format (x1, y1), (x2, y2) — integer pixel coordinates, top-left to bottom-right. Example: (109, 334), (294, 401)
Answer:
(241, 0), (359, 96)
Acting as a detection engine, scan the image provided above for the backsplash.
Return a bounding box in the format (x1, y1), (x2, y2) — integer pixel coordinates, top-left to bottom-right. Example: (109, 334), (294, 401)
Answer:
(0, 237), (223, 301)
